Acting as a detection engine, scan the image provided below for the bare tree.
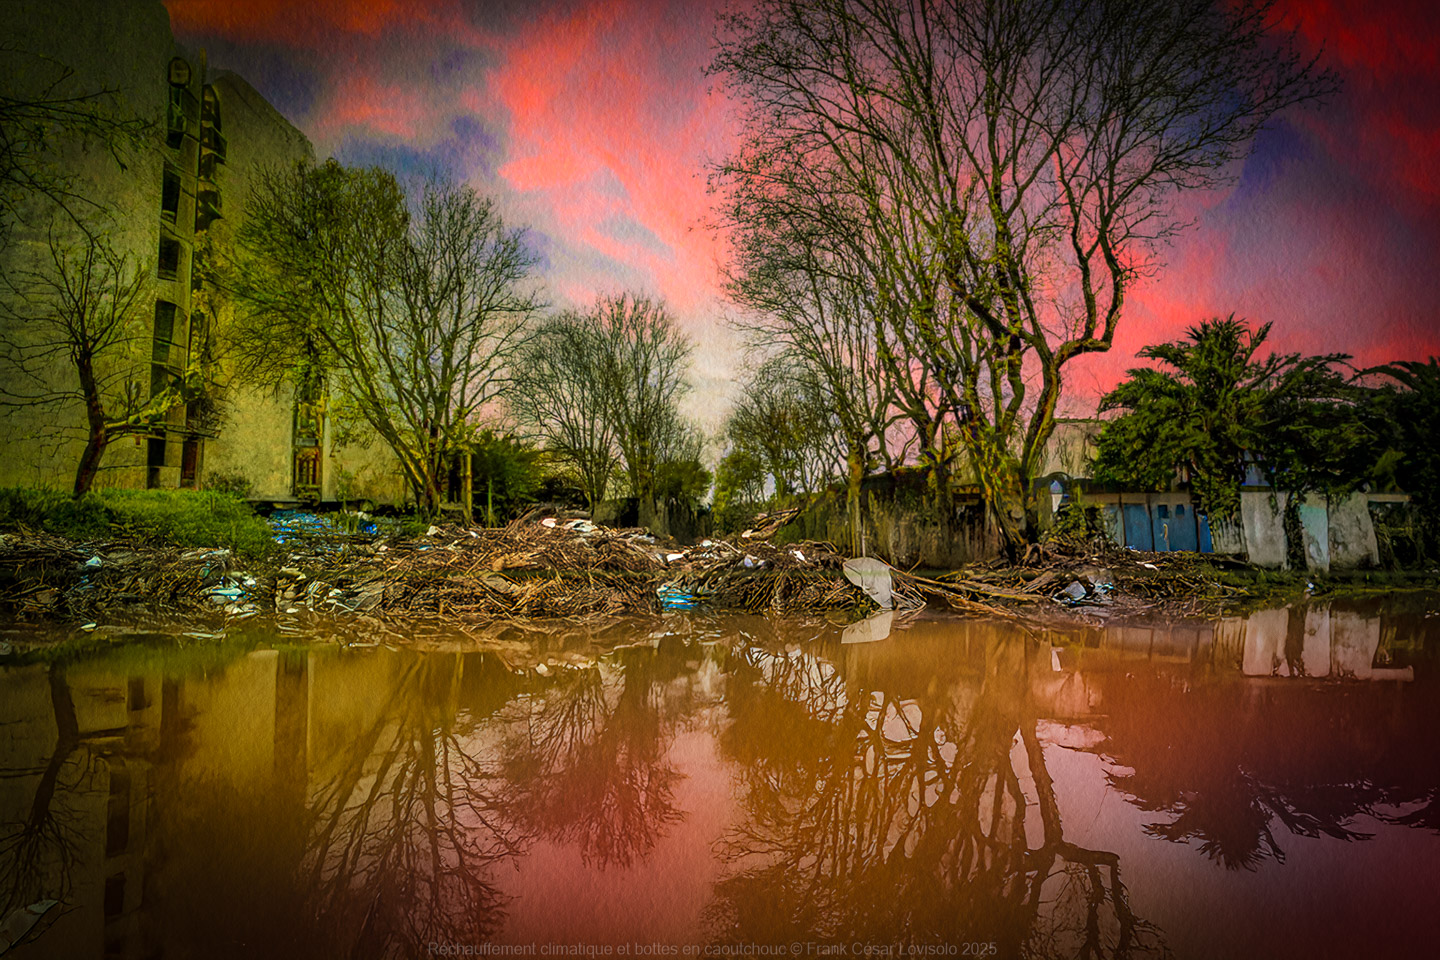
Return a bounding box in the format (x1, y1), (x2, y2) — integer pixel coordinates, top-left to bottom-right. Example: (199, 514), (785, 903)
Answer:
(591, 293), (694, 505)
(0, 46), (150, 239)
(228, 162), (542, 516)
(510, 311), (622, 509)
(711, 0), (1334, 554)
(0, 220), (179, 495)
(725, 356), (842, 500)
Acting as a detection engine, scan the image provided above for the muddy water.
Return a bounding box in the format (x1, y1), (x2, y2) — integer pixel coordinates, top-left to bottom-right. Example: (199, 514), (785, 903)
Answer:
(1, 598), (1438, 960)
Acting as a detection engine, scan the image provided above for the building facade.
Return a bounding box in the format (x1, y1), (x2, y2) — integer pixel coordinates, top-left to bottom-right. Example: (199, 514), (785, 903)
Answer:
(0, 1), (407, 505)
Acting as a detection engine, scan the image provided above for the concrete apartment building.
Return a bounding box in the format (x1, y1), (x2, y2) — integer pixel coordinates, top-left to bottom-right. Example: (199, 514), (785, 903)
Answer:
(0, 1), (407, 505)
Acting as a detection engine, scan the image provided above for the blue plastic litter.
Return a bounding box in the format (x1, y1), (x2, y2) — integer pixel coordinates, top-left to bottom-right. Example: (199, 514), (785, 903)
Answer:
(656, 583), (699, 610)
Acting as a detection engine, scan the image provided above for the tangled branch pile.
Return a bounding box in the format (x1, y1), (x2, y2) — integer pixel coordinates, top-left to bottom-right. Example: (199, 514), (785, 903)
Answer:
(0, 514), (1256, 627)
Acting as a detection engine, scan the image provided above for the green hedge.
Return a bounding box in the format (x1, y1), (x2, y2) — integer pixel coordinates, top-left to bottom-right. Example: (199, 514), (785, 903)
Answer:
(0, 487), (277, 559)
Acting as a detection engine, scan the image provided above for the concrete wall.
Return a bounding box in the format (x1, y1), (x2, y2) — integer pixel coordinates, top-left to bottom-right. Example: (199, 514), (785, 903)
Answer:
(1297, 493), (1331, 573)
(1241, 491), (1289, 569)
(1085, 489), (1392, 571)
(0, 1), (177, 489)
(775, 492), (996, 567)
(1329, 492), (1382, 568)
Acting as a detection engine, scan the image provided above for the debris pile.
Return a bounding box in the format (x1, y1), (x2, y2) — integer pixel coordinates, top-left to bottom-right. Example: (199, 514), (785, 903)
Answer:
(0, 510), (1257, 627)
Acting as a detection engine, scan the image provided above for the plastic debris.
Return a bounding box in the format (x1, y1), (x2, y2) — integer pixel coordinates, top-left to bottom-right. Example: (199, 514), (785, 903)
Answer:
(842, 557), (894, 610)
(656, 583), (699, 610)
(84, 555), (102, 568)
(79, 622), (97, 632)
(426, 525), (441, 537)
(666, 552), (685, 563)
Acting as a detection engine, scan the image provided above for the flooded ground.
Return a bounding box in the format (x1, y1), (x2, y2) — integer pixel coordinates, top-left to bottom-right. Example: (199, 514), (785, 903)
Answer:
(2, 597), (1438, 960)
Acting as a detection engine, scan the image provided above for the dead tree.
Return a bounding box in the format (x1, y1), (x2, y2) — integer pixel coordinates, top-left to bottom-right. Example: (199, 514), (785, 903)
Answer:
(0, 220), (175, 495)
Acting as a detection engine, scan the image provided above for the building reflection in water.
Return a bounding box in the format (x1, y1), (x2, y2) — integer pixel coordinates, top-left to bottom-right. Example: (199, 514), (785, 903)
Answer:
(0, 600), (1435, 958)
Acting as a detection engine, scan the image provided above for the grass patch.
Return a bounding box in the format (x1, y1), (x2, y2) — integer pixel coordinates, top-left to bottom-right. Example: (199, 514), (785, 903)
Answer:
(0, 486), (277, 559)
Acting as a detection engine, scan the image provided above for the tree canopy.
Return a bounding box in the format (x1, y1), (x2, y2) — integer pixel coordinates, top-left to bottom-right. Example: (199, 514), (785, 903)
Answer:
(1091, 316), (1377, 519)
(227, 160), (541, 515)
(711, 0), (1334, 553)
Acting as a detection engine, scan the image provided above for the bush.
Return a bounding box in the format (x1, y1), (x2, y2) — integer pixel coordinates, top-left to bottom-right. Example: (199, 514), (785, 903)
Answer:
(0, 486), (276, 558)
(205, 469), (253, 499)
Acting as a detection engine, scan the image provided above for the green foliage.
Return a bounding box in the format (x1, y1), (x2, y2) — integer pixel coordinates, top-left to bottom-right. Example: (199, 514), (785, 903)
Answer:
(654, 457), (712, 503)
(470, 431), (544, 525)
(228, 160), (540, 516)
(205, 469), (253, 499)
(1045, 501), (1106, 549)
(1371, 358), (1440, 549)
(0, 487), (276, 558)
(712, 448), (767, 532)
(1092, 317), (1375, 519)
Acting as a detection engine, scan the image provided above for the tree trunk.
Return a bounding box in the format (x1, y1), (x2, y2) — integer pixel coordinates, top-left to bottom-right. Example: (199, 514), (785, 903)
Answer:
(74, 428), (108, 497)
(73, 355), (107, 497)
(970, 438), (1032, 561)
(461, 452), (473, 525)
(845, 444), (865, 556)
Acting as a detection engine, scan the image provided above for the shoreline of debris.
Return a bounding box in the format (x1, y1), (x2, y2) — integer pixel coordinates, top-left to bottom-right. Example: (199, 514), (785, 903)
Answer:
(0, 512), (1425, 641)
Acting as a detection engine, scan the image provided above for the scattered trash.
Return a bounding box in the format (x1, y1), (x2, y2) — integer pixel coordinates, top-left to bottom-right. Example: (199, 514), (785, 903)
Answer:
(79, 622), (97, 632)
(534, 662), (551, 676)
(1061, 581), (1088, 602)
(843, 557), (894, 610)
(426, 525), (441, 537)
(666, 552), (686, 563)
(1139, 562), (1159, 570)
(0, 642), (11, 657)
(84, 555), (102, 569)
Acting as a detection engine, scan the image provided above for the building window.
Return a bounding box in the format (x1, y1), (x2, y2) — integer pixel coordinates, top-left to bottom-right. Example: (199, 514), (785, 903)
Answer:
(157, 237), (182, 281)
(105, 764), (131, 857)
(181, 439), (200, 488)
(160, 167), (180, 222)
(104, 874), (126, 919)
(152, 301), (183, 403)
(147, 436), (166, 489)
(153, 301), (176, 365)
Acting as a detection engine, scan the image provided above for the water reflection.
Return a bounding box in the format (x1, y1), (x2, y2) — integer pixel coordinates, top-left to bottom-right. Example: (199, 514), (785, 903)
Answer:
(711, 632), (1167, 958)
(0, 599), (1436, 958)
(500, 647), (696, 867)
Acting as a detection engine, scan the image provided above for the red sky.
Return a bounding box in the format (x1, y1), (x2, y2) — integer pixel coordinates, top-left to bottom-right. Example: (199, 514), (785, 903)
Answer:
(164, 0), (1440, 421)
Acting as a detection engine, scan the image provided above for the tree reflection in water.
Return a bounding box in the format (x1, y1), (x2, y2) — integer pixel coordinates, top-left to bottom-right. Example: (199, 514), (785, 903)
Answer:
(499, 642), (701, 868)
(0, 665), (90, 927)
(147, 650), (529, 959)
(707, 635), (1170, 959)
(1091, 661), (1440, 871)
(299, 653), (526, 954)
